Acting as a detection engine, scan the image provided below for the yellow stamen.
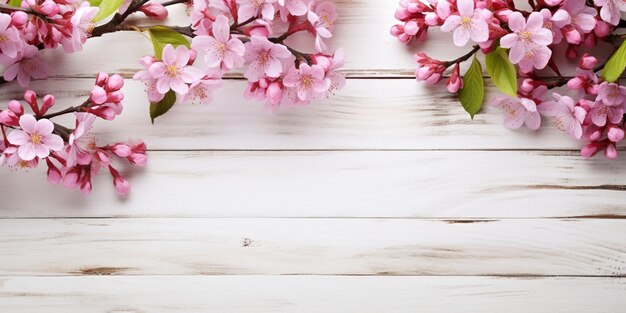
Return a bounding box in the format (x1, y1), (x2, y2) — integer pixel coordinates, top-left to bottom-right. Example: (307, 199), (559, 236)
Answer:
(166, 65), (178, 77)
(30, 134), (42, 145)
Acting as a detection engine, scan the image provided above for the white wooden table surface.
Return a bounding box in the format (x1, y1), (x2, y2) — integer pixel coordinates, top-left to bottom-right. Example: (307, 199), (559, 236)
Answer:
(1, 1), (626, 312)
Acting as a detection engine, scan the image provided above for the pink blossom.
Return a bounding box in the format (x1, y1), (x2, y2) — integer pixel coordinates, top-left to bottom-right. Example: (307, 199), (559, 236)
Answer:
(596, 82), (626, 107)
(500, 12), (552, 71)
(61, 3), (99, 53)
(148, 44), (204, 95)
(540, 93), (586, 139)
(492, 95), (542, 130)
(594, 0), (625, 25)
(563, 0), (597, 32)
(66, 112), (97, 167)
(308, 1), (336, 52)
(134, 56), (165, 102)
(313, 49), (345, 98)
(191, 15), (245, 70)
(139, 2), (168, 20)
(283, 63), (330, 101)
(237, 0), (276, 21)
(180, 75), (223, 105)
(540, 9), (570, 44)
(414, 52), (445, 84)
(0, 45), (49, 87)
(243, 35), (291, 80)
(439, 0), (490, 46)
(7, 115), (64, 161)
(588, 100), (624, 127)
(277, 0), (308, 16)
(0, 13), (22, 58)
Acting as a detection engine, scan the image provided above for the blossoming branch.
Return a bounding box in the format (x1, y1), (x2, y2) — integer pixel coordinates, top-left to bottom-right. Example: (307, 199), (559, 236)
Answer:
(391, 0), (626, 159)
(0, 73), (147, 195)
(0, 0), (346, 121)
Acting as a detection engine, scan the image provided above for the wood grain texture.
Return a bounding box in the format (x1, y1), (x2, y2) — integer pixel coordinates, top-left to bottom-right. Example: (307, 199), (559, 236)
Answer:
(1, 276), (625, 313)
(1, 151), (626, 218)
(0, 218), (624, 276)
(0, 78), (597, 150)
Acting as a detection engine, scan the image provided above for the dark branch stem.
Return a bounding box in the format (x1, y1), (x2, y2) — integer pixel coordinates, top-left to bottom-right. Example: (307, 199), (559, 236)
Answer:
(91, 0), (149, 37)
(40, 100), (91, 120)
(161, 0), (189, 6)
(443, 45), (480, 67)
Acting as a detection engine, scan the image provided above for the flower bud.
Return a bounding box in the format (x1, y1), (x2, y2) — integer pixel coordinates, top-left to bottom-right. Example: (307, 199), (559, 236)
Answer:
(403, 20), (419, 36)
(581, 142), (600, 158)
(607, 125), (625, 142)
(109, 166), (131, 196)
(605, 143), (618, 159)
(23, 90), (39, 115)
(139, 55), (156, 67)
(40, 94), (55, 115)
(111, 144), (132, 157)
(96, 72), (109, 86)
(46, 159), (62, 184)
(8, 100), (23, 115)
(578, 54), (597, 70)
(139, 2), (168, 20)
(445, 63), (462, 93)
(128, 153), (147, 167)
(106, 74), (124, 91)
(90, 86), (108, 105)
(594, 20), (611, 37)
(11, 12), (28, 27)
(267, 82), (284, 105)
(564, 28), (581, 45)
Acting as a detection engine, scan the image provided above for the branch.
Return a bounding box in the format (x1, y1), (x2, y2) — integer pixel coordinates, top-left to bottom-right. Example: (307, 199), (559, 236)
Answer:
(91, 0), (150, 37)
(161, 0), (188, 6)
(443, 45), (480, 67)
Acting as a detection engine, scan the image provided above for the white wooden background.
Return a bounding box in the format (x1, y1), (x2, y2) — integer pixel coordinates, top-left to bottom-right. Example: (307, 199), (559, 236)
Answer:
(1, 1), (626, 312)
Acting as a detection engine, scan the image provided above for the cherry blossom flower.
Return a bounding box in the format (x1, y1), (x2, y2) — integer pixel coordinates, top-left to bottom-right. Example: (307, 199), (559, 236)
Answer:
(0, 13), (22, 58)
(500, 12), (553, 71)
(308, 1), (336, 52)
(180, 75), (223, 105)
(0, 45), (49, 87)
(65, 112), (97, 167)
(492, 95), (542, 130)
(277, 0), (308, 16)
(243, 35), (291, 80)
(148, 44), (204, 95)
(596, 82), (626, 107)
(237, 0), (276, 21)
(61, 3), (99, 53)
(191, 15), (245, 71)
(283, 63), (330, 101)
(594, 0), (625, 25)
(134, 56), (165, 102)
(439, 0), (490, 47)
(540, 94), (586, 139)
(7, 115), (64, 161)
(588, 100), (624, 127)
(540, 9), (570, 44)
(563, 0), (597, 32)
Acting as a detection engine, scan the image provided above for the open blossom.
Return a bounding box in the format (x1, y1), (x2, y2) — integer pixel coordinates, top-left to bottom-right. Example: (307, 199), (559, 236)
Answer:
(440, 0), (489, 47)
(540, 9), (570, 44)
(191, 15), (245, 71)
(0, 45), (49, 87)
(283, 63), (330, 101)
(243, 35), (291, 80)
(540, 94), (586, 139)
(61, 3), (99, 53)
(237, 0), (276, 21)
(7, 115), (64, 161)
(500, 12), (552, 72)
(596, 82), (626, 106)
(594, 0), (624, 25)
(492, 95), (542, 130)
(66, 112), (97, 167)
(181, 75), (223, 105)
(149, 44), (204, 95)
(0, 13), (22, 58)
(277, 0), (308, 16)
(308, 1), (337, 52)
(563, 0), (597, 32)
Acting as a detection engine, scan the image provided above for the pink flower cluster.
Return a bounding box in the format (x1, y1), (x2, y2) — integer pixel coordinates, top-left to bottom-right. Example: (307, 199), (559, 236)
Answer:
(0, 73), (147, 195)
(0, 0), (101, 87)
(392, 0), (626, 159)
(134, 0), (345, 112)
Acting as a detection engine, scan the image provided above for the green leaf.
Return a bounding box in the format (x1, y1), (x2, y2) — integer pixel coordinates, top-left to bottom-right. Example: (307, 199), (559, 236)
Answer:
(458, 57), (484, 119)
(93, 0), (125, 22)
(88, 0), (103, 7)
(148, 26), (191, 60)
(486, 47), (517, 97)
(602, 40), (626, 83)
(149, 90), (177, 123)
(7, 0), (23, 7)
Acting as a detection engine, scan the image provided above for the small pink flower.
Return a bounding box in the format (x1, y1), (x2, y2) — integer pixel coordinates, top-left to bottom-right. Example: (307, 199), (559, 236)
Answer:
(61, 3), (99, 53)
(0, 45), (49, 87)
(66, 112), (97, 167)
(0, 13), (22, 58)
(148, 44), (204, 95)
(439, 0), (490, 46)
(493, 95), (542, 130)
(243, 35), (291, 80)
(277, 0), (308, 16)
(594, 0), (625, 25)
(180, 75), (223, 105)
(7, 114), (64, 161)
(540, 93), (586, 139)
(134, 56), (165, 102)
(588, 101), (624, 127)
(237, 0), (276, 21)
(563, 0), (597, 32)
(191, 15), (245, 71)
(500, 12), (553, 71)
(540, 9), (570, 44)
(283, 63), (330, 101)
(308, 1), (337, 52)
(596, 82), (626, 107)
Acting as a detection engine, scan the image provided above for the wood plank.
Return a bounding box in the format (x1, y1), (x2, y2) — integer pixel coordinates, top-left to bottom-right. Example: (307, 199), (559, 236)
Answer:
(34, 0), (602, 78)
(0, 78), (592, 150)
(1, 275), (625, 312)
(0, 218), (624, 276)
(2, 150), (626, 218)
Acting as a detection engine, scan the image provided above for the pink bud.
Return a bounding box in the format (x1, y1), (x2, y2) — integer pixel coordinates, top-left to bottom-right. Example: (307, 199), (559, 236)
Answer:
(80, 180), (92, 195)
(445, 63), (462, 93)
(8, 100), (23, 115)
(106, 74), (124, 91)
(390, 25), (405, 37)
(128, 153), (147, 166)
(62, 168), (81, 189)
(96, 150), (111, 166)
(96, 72), (109, 86)
(0, 111), (19, 126)
(23, 90), (39, 115)
(40, 95), (55, 115)
(519, 79), (538, 94)
(111, 144), (132, 157)
(567, 77), (585, 90)
(578, 54), (597, 71)
(90, 86), (108, 104)
(109, 166), (131, 196)
(139, 2), (168, 20)
(594, 20), (611, 37)
(607, 126), (625, 142)
(266, 82), (284, 104)
(581, 142), (600, 158)
(139, 56), (156, 67)
(403, 20), (419, 36)
(37, 0), (59, 16)
(11, 12), (28, 27)
(605, 143), (618, 159)
(248, 25), (270, 37)
(46, 159), (62, 184)
(187, 49), (197, 65)
(424, 13), (440, 26)
(564, 28), (581, 45)
(107, 91), (124, 103)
